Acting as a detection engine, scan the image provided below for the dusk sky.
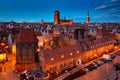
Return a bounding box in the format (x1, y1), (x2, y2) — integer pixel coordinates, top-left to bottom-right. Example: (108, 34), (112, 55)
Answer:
(0, 0), (120, 22)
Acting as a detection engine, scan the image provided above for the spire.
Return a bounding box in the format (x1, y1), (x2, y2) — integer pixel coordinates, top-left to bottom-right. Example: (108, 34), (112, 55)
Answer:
(87, 11), (89, 17)
(86, 11), (90, 24)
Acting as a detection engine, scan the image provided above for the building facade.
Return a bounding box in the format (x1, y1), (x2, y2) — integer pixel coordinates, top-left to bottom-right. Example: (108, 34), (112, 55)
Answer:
(42, 38), (114, 74)
(15, 29), (38, 71)
(54, 11), (73, 25)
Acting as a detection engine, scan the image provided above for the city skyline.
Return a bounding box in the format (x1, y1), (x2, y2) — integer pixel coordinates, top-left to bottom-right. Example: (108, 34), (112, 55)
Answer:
(0, 0), (120, 22)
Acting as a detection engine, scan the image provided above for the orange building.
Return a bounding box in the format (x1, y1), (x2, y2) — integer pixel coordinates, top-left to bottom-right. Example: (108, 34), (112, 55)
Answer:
(41, 38), (114, 74)
(54, 11), (73, 25)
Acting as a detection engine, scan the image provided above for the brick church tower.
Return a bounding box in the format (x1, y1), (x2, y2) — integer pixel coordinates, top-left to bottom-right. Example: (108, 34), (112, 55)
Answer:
(54, 11), (60, 25)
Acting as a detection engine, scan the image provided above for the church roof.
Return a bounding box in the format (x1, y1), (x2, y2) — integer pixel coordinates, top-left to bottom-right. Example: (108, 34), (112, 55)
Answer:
(16, 29), (38, 43)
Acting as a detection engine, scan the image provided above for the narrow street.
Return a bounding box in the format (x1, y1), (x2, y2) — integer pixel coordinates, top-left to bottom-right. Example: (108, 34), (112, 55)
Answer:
(74, 55), (120, 80)
(0, 54), (19, 80)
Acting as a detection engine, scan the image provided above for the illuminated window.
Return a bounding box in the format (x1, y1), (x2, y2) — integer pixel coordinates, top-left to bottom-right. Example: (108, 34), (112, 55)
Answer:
(77, 51), (79, 54)
(70, 53), (73, 56)
(51, 58), (54, 61)
(61, 55), (64, 58)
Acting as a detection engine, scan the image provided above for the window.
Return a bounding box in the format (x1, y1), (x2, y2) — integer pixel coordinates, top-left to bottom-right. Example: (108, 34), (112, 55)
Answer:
(0, 67), (2, 72)
(51, 58), (54, 61)
(70, 61), (72, 65)
(77, 51), (79, 54)
(70, 53), (73, 56)
(49, 67), (52, 71)
(61, 55), (64, 58)
(54, 66), (57, 70)
(60, 64), (63, 68)
(64, 63), (66, 67)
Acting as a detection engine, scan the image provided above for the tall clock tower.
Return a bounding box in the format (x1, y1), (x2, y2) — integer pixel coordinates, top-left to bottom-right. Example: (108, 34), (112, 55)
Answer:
(86, 11), (90, 24)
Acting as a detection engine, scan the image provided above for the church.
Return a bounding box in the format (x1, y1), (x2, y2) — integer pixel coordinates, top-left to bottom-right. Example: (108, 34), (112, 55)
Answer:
(54, 11), (73, 25)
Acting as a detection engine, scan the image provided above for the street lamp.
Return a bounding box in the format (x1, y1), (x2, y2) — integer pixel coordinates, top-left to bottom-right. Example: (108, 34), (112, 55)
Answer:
(51, 57), (54, 73)
(114, 46), (117, 50)
(61, 55), (64, 71)
(106, 50), (108, 54)
(106, 63), (110, 80)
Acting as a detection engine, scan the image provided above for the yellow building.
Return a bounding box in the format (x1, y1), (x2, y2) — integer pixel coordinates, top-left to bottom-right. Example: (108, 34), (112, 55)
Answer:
(0, 53), (6, 62)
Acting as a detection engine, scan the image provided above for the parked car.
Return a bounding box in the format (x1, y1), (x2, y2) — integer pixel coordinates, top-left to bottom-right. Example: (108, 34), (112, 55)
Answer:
(97, 60), (104, 65)
(84, 64), (96, 71)
(114, 63), (120, 71)
(103, 54), (112, 62)
(20, 73), (27, 80)
(99, 58), (106, 63)
(110, 54), (116, 59)
(116, 52), (120, 56)
(91, 62), (99, 68)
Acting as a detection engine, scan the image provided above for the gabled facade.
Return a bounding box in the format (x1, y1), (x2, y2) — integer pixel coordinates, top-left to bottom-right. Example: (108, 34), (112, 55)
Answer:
(15, 29), (38, 71)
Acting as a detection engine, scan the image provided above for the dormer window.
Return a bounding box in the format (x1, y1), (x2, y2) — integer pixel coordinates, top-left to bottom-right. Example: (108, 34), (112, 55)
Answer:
(51, 58), (54, 61)
(70, 53), (73, 56)
(61, 55), (64, 58)
(77, 51), (79, 54)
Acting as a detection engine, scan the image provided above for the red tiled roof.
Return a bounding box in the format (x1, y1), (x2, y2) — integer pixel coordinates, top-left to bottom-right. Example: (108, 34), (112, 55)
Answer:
(43, 44), (82, 65)
(16, 29), (38, 43)
(12, 34), (18, 41)
(44, 49), (61, 65)
(34, 31), (43, 36)
(48, 30), (53, 34)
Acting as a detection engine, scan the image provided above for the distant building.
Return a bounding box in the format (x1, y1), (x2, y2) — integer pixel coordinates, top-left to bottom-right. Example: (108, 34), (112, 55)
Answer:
(54, 11), (73, 25)
(40, 19), (44, 25)
(96, 26), (109, 39)
(115, 32), (120, 41)
(86, 11), (90, 24)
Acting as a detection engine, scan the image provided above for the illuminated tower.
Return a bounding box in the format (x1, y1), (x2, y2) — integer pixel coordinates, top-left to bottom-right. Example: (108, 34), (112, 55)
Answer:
(86, 11), (90, 24)
(54, 11), (60, 25)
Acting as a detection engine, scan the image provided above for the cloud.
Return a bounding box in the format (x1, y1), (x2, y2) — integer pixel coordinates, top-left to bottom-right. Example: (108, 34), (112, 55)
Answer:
(111, 0), (119, 2)
(73, 16), (85, 19)
(95, 5), (107, 10)
(95, 0), (120, 17)
(95, 2), (120, 10)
